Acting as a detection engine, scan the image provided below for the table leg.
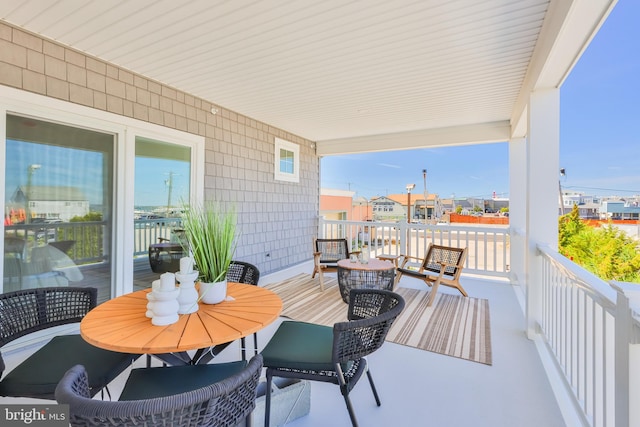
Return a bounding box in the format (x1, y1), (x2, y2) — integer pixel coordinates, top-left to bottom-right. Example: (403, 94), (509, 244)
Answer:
(194, 342), (233, 364)
(151, 352), (193, 366)
(148, 341), (235, 365)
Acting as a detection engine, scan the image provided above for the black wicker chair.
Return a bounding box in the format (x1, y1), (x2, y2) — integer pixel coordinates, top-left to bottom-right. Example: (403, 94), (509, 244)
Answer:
(55, 354), (263, 427)
(261, 289), (405, 427)
(337, 265), (395, 304)
(226, 260), (261, 360)
(226, 260), (260, 285)
(0, 287), (138, 400)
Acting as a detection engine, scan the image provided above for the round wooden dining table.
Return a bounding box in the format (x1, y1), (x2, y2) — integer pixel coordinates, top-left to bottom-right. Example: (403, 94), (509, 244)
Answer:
(81, 282), (282, 365)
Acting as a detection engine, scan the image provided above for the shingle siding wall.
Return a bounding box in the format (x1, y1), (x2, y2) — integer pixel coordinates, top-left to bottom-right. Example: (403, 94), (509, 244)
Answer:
(0, 22), (319, 275)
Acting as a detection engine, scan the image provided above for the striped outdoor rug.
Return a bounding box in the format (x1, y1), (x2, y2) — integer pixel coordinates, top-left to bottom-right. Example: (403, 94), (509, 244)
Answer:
(264, 273), (492, 365)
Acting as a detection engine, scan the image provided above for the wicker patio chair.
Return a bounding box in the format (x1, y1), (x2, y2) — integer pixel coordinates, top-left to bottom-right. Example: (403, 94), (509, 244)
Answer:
(55, 354), (263, 427)
(226, 260), (261, 359)
(337, 263), (395, 304)
(394, 244), (468, 306)
(0, 287), (138, 400)
(261, 289), (405, 427)
(312, 238), (356, 291)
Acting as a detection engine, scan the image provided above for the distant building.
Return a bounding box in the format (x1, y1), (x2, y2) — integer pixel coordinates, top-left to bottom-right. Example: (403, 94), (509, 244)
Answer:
(370, 195), (406, 222)
(11, 186), (89, 221)
(484, 197), (509, 213)
(599, 200), (640, 220)
(371, 193), (442, 222)
(319, 188), (354, 221)
(561, 192), (601, 218)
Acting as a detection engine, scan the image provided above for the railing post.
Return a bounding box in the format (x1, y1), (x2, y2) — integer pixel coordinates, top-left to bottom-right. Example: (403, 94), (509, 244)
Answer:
(398, 222), (408, 256)
(611, 281), (640, 427)
(318, 216), (326, 239)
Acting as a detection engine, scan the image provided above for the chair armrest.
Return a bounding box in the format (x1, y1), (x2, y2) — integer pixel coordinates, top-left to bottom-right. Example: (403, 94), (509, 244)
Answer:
(397, 254), (421, 269)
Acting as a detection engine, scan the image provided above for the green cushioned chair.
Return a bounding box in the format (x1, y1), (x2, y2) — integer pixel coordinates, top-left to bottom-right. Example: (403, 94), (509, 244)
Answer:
(56, 355), (263, 427)
(261, 289), (405, 427)
(0, 287), (139, 400)
(119, 360), (248, 400)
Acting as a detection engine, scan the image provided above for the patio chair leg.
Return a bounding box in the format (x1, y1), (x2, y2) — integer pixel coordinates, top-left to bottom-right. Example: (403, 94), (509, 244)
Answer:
(426, 278), (441, 307)
(341, 389), (360, 427)
(366, 364), (381, 406)
(393, 271), (402, 288)
(264, 372), (273, 427)
(240, 337), (247, 361)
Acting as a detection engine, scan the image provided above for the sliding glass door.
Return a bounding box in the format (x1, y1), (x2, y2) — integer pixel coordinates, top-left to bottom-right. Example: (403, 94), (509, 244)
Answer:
(4, 114), (115, 302)
(133, 137), (191, 289)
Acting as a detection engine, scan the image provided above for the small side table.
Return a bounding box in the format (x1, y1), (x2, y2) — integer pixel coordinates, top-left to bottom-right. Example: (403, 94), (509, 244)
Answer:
(336, 258), (395, 303)
(376, 254), (401, 268)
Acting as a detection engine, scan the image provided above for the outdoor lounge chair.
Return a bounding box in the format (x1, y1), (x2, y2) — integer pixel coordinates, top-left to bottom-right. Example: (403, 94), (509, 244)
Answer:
(312, 238), (356, 291)
(394, 244), (468, 307)
(0, 287), (138, 400)
(56, 354), (263, 427)
(261, 289), (405, 427)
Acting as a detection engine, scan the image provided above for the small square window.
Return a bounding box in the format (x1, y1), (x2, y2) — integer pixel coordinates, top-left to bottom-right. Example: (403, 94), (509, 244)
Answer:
(274, 137), (299, 183)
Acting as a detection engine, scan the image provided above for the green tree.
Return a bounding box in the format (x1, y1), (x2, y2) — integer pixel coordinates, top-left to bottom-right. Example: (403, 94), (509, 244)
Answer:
(70, 212), (103, 222)
(455, 205), (462, 214)
(558, 204), (585, 252)
(66, 211), (105, 262)
(559, 205), (640, 282)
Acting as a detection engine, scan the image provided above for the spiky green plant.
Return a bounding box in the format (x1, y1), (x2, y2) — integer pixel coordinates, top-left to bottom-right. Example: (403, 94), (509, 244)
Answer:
(180, 201), (236, 283)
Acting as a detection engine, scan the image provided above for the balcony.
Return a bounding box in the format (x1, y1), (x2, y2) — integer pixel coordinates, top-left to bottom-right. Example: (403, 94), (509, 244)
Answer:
(2, 219), (638, 426)
(0, 2), (631, 424)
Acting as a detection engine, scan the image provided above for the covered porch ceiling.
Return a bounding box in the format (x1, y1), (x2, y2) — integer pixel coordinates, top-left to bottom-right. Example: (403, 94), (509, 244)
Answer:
(0, 0), (616, 155)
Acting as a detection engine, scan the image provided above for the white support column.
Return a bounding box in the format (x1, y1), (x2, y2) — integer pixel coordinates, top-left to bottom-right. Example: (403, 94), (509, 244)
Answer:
(508, 137), (527, 307)
(526, 89), (560, 338)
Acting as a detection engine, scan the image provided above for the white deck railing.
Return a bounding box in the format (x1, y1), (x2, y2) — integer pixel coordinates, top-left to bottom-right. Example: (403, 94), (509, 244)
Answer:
(536, 245), (640, 427)
(5, 218), (183, 262)
(318, 218), (510, 277)
(319, 219), (640, 426)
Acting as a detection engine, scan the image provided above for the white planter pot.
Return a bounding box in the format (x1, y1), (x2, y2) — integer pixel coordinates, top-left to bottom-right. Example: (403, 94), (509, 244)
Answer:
(199, 279), (227, 304)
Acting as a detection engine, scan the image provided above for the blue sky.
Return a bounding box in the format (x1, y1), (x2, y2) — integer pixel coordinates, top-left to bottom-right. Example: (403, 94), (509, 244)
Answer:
(134, 158), (190, 208)
(321, 1), (640, 200)
(5, 140), (105, 204)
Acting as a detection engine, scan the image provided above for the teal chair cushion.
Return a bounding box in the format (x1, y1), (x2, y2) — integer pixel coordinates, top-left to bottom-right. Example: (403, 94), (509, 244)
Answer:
(0, 334), (136, 398)
(261, 321), (334, 371)
(119, 360), (248, 401)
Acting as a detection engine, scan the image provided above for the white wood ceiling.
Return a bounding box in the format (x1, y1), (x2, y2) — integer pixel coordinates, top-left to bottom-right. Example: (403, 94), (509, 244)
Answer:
(0, 0), (616, 154)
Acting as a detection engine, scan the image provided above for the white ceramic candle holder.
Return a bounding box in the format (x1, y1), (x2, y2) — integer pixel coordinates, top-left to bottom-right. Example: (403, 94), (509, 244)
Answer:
(150, 287), (180, 326)
(176, 270), (200, 314)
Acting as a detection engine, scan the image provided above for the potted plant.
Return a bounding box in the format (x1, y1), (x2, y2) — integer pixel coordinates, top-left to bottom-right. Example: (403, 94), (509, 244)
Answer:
(180, 201), (237, 304)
